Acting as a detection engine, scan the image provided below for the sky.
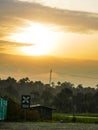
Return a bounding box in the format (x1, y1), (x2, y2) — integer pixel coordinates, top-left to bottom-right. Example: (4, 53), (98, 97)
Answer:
(0, 0), (98, 87)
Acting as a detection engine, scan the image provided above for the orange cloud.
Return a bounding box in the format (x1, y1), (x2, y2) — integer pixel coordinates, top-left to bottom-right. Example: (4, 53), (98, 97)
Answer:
(0, 0), (98, 36)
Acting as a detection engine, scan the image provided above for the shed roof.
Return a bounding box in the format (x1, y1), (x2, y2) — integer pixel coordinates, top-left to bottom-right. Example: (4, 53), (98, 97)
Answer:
(30, 104), (55, 110)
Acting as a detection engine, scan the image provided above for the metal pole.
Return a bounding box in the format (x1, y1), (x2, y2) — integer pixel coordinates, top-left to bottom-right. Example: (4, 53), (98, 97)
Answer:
(49, 69), (52, 86)
(24, 109), (27, 121)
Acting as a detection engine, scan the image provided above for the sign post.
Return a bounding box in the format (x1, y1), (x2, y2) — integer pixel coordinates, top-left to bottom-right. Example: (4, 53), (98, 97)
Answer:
(21, 95), (31, 121)
(21, 95), (31, 109)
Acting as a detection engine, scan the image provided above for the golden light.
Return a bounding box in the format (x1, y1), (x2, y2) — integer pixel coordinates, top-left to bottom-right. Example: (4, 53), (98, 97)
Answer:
(7, 22), (57, 56)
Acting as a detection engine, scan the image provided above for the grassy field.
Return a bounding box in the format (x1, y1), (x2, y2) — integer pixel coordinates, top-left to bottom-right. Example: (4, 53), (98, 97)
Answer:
(1, 122), (98, 130)
(53, 113), (98, 123)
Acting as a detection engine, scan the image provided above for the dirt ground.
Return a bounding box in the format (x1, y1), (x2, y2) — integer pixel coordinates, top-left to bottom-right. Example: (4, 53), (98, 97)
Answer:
(0, 122), (98, 130)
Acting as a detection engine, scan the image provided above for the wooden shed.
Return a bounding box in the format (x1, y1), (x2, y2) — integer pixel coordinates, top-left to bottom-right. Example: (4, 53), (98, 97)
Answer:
(30, 104), (54, 120)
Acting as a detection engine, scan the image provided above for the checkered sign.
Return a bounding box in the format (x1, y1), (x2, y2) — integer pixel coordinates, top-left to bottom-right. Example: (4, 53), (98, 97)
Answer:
(21, 95), (31, 109)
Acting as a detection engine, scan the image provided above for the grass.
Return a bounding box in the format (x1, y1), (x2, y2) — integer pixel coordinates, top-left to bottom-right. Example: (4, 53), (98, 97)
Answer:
(52, 113), (98, 123)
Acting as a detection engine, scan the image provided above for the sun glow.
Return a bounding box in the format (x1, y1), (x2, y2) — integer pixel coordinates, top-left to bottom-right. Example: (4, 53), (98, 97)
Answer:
(7, 22), (57, 56)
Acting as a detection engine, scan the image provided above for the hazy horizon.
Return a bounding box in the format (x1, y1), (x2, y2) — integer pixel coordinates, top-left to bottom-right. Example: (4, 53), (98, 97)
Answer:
(0, 53), (98, 87)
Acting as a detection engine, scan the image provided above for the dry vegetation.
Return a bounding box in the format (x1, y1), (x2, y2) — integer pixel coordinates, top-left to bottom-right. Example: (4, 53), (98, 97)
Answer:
(1, 122), (98, 130)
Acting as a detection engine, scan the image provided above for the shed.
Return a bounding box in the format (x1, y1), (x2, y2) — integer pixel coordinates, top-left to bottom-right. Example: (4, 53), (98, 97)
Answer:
(0, 97), (8, 120)
(30, 104), (55, 120)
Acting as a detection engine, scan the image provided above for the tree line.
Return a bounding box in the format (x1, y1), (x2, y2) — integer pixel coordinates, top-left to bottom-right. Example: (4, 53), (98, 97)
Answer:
(0, 77), (98, 114)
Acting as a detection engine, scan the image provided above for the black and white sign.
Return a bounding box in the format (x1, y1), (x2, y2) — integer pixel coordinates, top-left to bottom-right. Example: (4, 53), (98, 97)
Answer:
(21, 95), (31, 109)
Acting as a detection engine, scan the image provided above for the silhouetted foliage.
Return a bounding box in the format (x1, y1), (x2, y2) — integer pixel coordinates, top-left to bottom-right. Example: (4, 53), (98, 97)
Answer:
(0, 77), (98, 115)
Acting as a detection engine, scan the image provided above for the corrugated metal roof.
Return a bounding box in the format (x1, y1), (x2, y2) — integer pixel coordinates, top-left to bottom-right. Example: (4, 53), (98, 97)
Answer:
(30, 104), (55, 110)
(30, 104), (41, 108)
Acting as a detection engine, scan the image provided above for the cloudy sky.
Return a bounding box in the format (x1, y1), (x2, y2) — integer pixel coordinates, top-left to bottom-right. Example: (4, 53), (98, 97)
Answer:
(0, 0), (98, 87)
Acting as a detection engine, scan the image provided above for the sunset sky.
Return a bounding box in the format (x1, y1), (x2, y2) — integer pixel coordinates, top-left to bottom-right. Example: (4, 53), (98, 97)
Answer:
(0, 0), (98, 87)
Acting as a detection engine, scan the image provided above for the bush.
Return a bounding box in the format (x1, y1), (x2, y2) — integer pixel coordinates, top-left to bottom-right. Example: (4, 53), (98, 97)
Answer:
(6, 98), (40, 122)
